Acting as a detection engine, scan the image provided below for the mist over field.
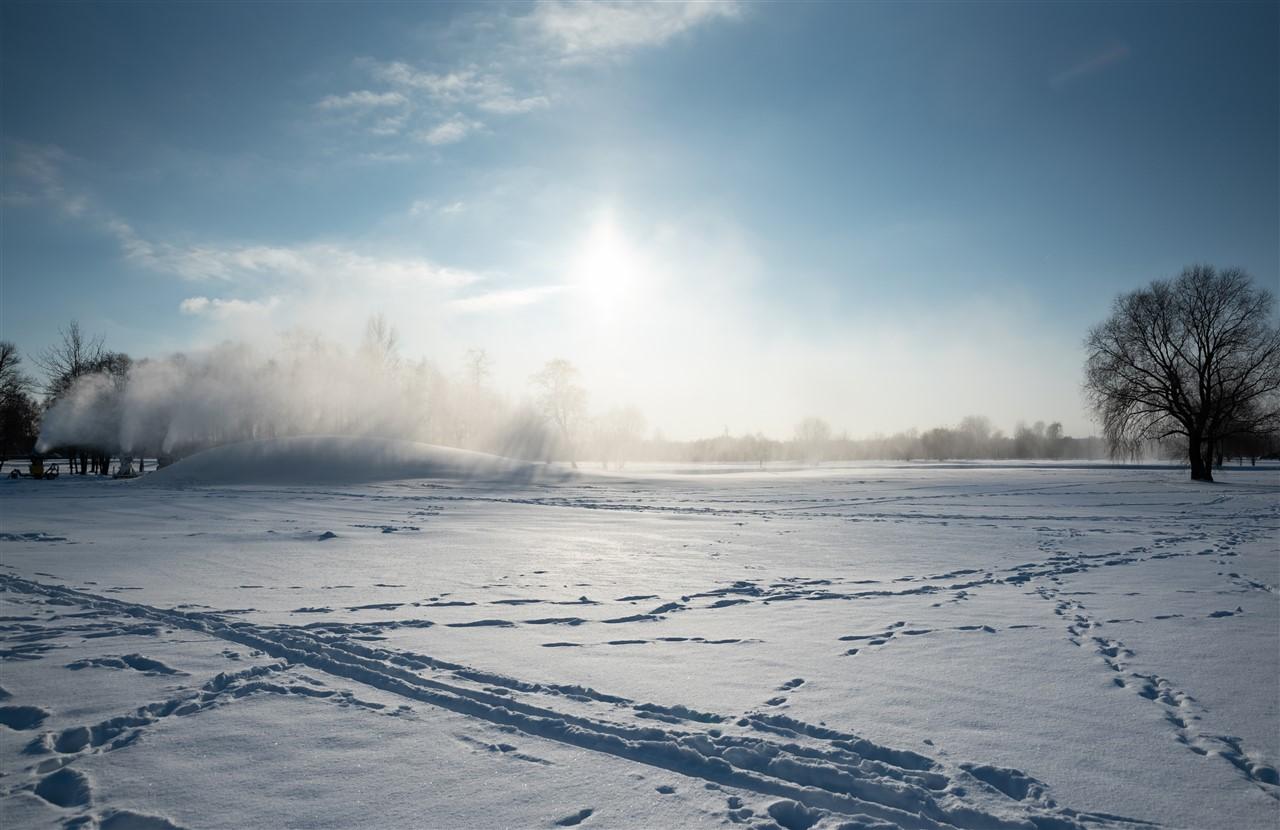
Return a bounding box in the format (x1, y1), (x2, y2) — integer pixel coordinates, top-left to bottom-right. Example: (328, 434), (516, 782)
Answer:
(31, 318), (1112, 469)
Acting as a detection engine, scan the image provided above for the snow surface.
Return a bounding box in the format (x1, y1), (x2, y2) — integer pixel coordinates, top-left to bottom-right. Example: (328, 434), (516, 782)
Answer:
(1, 455), (1277, 829)
(142, 435), (559, 486)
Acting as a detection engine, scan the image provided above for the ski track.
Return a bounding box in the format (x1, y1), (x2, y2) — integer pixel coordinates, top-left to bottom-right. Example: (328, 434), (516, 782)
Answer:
(0, 574), (1155, 830)
(282, 516), (1276, 647)
(3, 472), (1276, 827)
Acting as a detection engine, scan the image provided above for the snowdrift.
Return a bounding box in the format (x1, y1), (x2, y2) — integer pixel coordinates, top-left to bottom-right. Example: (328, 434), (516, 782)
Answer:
(142, 435), (561, 486)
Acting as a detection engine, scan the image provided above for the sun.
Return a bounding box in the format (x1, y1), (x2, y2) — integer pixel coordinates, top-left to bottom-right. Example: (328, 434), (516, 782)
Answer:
(569, 213), (642, 319)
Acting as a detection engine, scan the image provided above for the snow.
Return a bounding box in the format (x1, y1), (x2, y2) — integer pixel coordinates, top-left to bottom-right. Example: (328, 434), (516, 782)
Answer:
(1, 462), (1277, 829)
(142, 435), (557, 486)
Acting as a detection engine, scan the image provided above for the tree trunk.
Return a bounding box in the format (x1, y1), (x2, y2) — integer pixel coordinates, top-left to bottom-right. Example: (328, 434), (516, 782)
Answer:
(1188, 436), (1213, 482)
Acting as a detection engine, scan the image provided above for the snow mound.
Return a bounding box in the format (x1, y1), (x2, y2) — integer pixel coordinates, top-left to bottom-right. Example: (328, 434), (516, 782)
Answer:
(143, 436), (559, 486)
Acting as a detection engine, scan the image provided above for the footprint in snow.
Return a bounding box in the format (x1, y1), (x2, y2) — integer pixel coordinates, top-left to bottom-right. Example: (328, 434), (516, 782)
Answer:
(554, 808), (594, 826)
(34, 767), (92, 808)
(99, 810), (187, 830)
(0, 704), (49, 730)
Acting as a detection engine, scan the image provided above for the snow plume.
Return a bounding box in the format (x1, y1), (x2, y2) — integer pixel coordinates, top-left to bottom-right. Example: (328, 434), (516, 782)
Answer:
(35, 330), (552, 461)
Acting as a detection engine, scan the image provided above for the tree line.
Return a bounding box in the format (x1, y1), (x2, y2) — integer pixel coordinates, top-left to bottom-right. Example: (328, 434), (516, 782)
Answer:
(1, 323), (132, 473)
(2, 265), (1276, 478)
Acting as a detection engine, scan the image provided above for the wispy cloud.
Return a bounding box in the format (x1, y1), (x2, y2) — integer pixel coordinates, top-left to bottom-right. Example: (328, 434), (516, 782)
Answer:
(419, 115), (483, 146)
(112, 225), (479, 289)
(7, 142), (482, 299)
(447, 285), (564, 313)
(476, 93), (552, 115)
(1051, 41), (1131, 89)
(315, 90), (408, 110)
(317, 1), (740, 147)
(409, 199), (466, 217)
(529, 0), (742, 63)
(179, 295), (282, 319)
(3, 142), (90, 216)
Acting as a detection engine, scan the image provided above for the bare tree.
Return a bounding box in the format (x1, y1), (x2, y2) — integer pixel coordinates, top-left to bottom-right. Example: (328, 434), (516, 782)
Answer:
(921, 426), (954, 461)
(531, 359), (586, 468)
(1085, 265), (1280, 482)
(0, 342), (40, 462)
(593, 405), (645, 469)
(793, 416), (832, 464)
(464, 348), (491, 388)
(360, 313), (400, 371)
(34, 321), (103, 399)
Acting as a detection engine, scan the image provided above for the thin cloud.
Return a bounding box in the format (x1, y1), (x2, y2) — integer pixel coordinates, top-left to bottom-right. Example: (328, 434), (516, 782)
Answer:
(179, 296), (281, 319)
(409, 199), (466, 217)
(476, 94), (551, 115)
(529, 0), (742, 62)
(321, 2), (740, 148)
(419, 115), (483, 146)
(3, 142), (90, 216)
(447, 285), (564, 313)
(371, 62), (548, 115)
(1051, 41), (1131, 89)
(101, 215), (479, 291)
(316, 90), (407, 110)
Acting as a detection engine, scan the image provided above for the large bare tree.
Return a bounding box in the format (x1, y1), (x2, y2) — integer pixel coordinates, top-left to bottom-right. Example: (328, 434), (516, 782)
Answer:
(1084, 265), (1280, 481)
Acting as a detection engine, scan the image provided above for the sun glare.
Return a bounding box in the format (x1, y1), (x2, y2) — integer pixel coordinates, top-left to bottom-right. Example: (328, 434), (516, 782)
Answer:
(569, 214), (643, 319)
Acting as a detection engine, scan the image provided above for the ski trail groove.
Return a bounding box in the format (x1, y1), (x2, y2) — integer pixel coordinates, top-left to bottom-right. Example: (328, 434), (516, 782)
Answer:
(0, 574), (1148, 830)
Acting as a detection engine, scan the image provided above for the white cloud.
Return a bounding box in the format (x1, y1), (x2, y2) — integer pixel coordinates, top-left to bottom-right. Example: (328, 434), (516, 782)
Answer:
(105, 218), (480, 290)
(319, 2), (739, 149)
(372, 64), (483, 100)
(529, 0), (742, 62)
(316, 90), (407, 109)
(408, 199), (467, 217)
(476, 94), (551, 115)
(179, 296), (281, 319)
(369, 112), (408, 136)
(420, 116), (482, 146)
(358, 151), (413, 164)
(372, 62), (548, 115)
(447, 285), (564, 313)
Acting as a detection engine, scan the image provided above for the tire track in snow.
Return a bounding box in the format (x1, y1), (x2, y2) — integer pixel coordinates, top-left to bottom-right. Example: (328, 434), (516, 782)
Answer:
(0, 575), (1149, 830)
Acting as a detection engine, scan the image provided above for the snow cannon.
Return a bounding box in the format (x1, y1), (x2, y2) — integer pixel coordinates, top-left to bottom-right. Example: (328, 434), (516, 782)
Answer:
(7, 458), (60, 480)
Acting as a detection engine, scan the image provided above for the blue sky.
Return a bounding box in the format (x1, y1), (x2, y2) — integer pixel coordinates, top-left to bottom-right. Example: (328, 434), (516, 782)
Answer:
(2, 1), (1276, 438)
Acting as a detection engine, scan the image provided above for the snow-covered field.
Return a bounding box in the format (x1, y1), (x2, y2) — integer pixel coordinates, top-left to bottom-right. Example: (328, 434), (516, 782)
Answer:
(2, 445), (1277, 829)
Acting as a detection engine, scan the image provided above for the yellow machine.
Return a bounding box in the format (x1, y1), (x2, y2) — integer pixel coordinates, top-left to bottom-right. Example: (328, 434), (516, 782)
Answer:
(7, 459), (59, 480)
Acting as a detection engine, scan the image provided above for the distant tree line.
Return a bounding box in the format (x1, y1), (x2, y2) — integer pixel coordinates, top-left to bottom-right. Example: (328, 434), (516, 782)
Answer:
(625, 415), (1113, 466)
(5, 264), (1278, 479)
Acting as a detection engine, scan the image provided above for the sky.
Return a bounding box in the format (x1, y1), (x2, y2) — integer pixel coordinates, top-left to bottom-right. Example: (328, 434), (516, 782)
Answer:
(2, 0), (1277, 440)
